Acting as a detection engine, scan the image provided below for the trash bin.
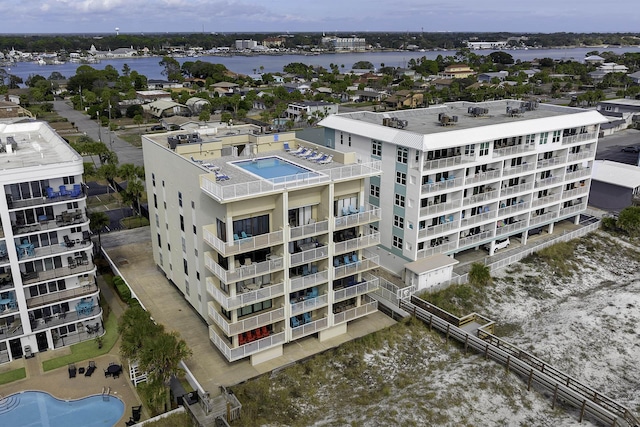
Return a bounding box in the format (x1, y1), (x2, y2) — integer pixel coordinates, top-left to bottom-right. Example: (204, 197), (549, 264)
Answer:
(24, 345), (32, 359)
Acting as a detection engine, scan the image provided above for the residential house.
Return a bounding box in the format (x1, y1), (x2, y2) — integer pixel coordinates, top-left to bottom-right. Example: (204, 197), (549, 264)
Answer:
(143, 100), (191, 119)
(438, 64), (476, 79)
(186, 97), (211, 115)
(136, 90), (172, 103)
(383, 91), (424, 109)
(286, 101), (338, 122)
(477, 71), (509, 83)
(589, 160), (640, 211)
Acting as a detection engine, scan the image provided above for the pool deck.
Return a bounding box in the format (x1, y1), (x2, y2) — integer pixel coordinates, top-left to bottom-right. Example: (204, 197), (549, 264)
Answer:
(0, 277), (144, 426)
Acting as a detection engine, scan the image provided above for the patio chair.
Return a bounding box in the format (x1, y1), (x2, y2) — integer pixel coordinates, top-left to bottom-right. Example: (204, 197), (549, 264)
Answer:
(334, 258), (341, 267)
(67, 256), (76, 269)
(254, 328), (263, 339)
(313, 154), (328, 163)
(349, 205), (358, 214)
(84, 360), (96, 377)
(125, 418), (136, 427)
(104, 369), (112, 378)
(342, 207), (349, 216)
(283, 142), (292, 152)
(240, 231), (252, 239)
(303, 312), (312, 324)
(59, 185), (69, 197)
(310, 265), (318, 274)
(68, 363), (77, 378)
(289, 145), (305, 155)
(261, 326), (269, 337)
(71, 184), (82, 197)
(308, 152), (324, 162)
(295, 148), (311, 158)
(302, 265), (309, 276)
(131, 405), (142, 422)
(343, 255), (352, 265)
(82, 230), (91, 244)
(352, 254), (360, 264)
(318, 155), (333, 164)
(214, 170), (230, 181)
(291, 316), (300, 328)
(302, 150), (318, 159)
(46, 187), (59, 198)
(64, 235), (75, 248)
(306, 287), (318, 299)
(233, 233), (240, 241)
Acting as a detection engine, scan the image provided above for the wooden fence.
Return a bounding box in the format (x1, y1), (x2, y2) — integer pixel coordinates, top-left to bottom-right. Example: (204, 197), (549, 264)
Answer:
(402, 296), (639, 427)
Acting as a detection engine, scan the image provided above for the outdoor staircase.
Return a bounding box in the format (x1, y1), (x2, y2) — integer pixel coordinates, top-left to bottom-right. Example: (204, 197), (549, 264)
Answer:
(0, 394), (20, 415)
(102, 387), (111, 401)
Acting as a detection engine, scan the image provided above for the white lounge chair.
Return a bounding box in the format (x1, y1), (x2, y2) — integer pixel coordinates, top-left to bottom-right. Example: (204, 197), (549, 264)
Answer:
(318, 155), (333, 164)
(307, 152), (324, 162)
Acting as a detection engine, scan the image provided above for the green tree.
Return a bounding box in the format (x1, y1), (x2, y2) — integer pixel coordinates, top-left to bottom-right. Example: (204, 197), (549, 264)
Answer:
(133, 114), (144, 128)
(616, 206), (640, 237)
(159, 56), (183, 82)
(468, 262), (492, 287)
(98, 163), (117, 197)
(89, 211), (110, 252)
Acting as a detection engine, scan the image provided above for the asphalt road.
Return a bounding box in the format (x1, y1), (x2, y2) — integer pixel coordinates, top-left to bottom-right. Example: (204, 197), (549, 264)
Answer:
(595, 128), (640, 165)
(52, 100), (144, 167)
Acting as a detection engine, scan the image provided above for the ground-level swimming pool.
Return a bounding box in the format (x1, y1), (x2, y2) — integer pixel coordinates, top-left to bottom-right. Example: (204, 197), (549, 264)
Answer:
(0, 390), (124, 427)
(233, 156), (321, 181)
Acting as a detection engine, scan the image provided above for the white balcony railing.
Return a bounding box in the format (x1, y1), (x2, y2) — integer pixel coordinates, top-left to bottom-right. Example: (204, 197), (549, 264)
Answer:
(462, 190), (499, 206)
(290, 270), (329, 293)
(460, 210), (497, 228)
(418, 221), (457, 239)
(290, 220), (329, 240)
(558, 203), (586, 218)
(496, 221), (527, 237)
(206, 278), (285, 311)
(416, 240), (458, 259)
(290, 246), (328, 267)
(421, 177), (464, 194)
(291, 294), (329, 316)
(534, 176), (562, 189)
(205, 253), (284, 284)
(536, 156), (565, 169)
(334, 204), (381, 230)
(531, 193), (561, 208)
(497, 201), (530, 217)
(562, 131), (597, 145)
(562, 186), (589, 199)
(291, 317), (328, 340)
(333, 297), (377, 325)
(464, 169), (502, 185)
(457, 231), (494, 249)
(422, 156), (462, 171)
(493, 144), (535, 157)
(333, 232), (380, 254)
(209, 326), (285, 362)
(208, 305), (285, 336)
(500, 181), (533, 196)
(203, 227), (284, 257)
(420, 199), (462, 216)
(567, 150), (594, 162)
(334, 253), (379, 279)
(502, 162), (535, 177)
(564, 169), (591, 181)
(333, 275), (379, 302)
(201, 161), (382, 202)
(530, 211), (559, 226)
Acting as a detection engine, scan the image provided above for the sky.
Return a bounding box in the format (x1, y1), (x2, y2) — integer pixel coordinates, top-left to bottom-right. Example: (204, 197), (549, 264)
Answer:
(2, 0), (640, 35)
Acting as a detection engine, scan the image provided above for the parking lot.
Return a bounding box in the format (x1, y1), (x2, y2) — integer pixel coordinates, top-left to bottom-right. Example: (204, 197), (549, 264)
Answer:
(596, 128), (640, 165)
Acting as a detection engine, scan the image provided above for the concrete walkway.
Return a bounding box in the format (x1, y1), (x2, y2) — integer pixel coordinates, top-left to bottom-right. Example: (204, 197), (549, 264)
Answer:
(100, 227), (397, 397)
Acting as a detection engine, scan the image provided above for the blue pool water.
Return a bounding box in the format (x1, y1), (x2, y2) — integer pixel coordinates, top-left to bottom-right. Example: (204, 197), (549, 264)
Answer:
(233, 156), (320, 180)
(0, 391), (124, 427)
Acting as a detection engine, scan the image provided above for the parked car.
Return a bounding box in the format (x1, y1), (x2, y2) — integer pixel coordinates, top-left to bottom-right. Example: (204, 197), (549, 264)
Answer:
(150, 125), (164, 131)
(528, 227), (544, 236)
(484, 238), (510, 252)
(621, 146), (640, 153)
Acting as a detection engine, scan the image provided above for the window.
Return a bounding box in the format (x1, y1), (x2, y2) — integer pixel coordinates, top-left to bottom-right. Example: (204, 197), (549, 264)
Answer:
(193, 225), (197, 234)
(370, 184), (380, 198)
(191, 201), (195, 209)
(340, 132), (344, 145)
(397, 147), (408, 164)
(152, 173), (155, 186)
(525, 134), (535, 144)
(62, 176), (76, 185)
(153, 194), (157, 209)
(393, 235), (403, 249)
(372, 140), (382, 157)
(237, 299), (273, 318)
(178, 192), (183, 207)
(478, 142), (489, 156)
(393, 215), (404, 229)
(552, 130), (561, 143)
(369, 224), (378, 233)
(394, 194), (405, 207)
(540, 132), (549, 144)
(396, 172), (406, 185)
(183, 259), (188, 274)
(348, 134), (351, 146)
(464, 144), (475, 156)
(157, 234), (162, 248)
(180, 215), (184, 232)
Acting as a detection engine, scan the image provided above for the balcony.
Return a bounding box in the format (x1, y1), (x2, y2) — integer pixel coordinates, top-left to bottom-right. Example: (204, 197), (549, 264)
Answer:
(567, 150), (594, 162)
(421, 177), (464, 194)
(208, 305), (285, 336)
(334, 252), (379, 280)
(537, 156), (565, 169)
(562, 131), (597, 145)
(31, 305), (102, 332)
(460, 210), (497, 228)
(531, 193), (561, 208)
(205, 253), (284, 284)
(462, 190), (499, 206)
(418, 221), (457, 239)
(290, 245), (328, 267)
(291, 317), (329, 340)
(497, 201), (530, 217)
(333, 295), (377, 325)
(209, 325), (285, 362)
(16, 239), (92, 262)
(501, 181), (533, 197)
(496, 221), (527, 237)
(420, 199), (462, 217)
(334, 204), (381, 230)
(502, 162), (535, 177)
(422, 156), (463, 171)
(493, 144), (535, 158)
(22, 262), (96, 286)
(563, 186), (589, 199)
(290, 269), (329, 293)
(530, 211), (559, 226)
(26, 283), (98, 309)
(416, 240), (458, 259)
(334, 232), (380, 255)
(203, 227), (284, 257)
(458, 231), (494, 249)
(7, 190), (86, 210)
(13, 214), (89, 236)
(534, 176), (562, 189)
(207, 278), (284, 311)
(333, 274), (379, 302)
(565, 169), (591, 181)
(201, 161), (382, 203)
(464, 169), (501, 185)
(291, 294), (328, 316)
(558, 203), (586, 218)
(290, 220), (329, 240)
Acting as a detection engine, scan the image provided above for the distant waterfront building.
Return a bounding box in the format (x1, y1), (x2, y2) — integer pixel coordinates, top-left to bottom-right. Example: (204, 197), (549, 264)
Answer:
(0, 120), (99, 364)
(235, 40), (258, 50)
(321, 36), (366, 51)
(466, 41), (508, 50)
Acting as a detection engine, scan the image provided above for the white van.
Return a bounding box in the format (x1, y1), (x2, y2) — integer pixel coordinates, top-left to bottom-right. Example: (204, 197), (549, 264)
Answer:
(484, 238), (510, 252)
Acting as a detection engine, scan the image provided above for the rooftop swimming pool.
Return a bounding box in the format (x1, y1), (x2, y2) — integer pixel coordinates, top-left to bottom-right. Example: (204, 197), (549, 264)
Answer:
(233, 156), (321, 181)
(0, 391), (124, 427)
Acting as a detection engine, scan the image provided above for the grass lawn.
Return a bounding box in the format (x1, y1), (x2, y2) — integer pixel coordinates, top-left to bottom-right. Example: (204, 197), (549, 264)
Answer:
(0, 368), (26, 385)
(122, 216), (150, 228)
(118, 132), (143, 147)
(139, 411), (192, 427)
(42, 313), (119, 372)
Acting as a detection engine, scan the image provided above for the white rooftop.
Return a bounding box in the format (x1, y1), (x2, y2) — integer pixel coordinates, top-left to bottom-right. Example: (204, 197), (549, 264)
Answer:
(591, 160), (640, 189)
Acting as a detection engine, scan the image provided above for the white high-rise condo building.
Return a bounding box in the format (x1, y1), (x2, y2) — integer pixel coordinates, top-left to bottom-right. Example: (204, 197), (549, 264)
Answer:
(143, 125), (382, 365)
(319, 100), (607, 274)
(0, 121), (99, 364)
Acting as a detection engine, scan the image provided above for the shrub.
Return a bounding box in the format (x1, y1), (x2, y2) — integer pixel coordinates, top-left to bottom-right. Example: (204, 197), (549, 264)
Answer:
(113, 276), (132, 302)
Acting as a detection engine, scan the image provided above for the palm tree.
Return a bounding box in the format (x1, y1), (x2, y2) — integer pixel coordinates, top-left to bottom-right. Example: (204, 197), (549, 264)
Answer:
(89, 211), (110, 253)
(468, 262), (492, 288)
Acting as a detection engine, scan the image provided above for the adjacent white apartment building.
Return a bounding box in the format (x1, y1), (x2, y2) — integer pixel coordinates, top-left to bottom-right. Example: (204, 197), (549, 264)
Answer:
(0, 121), (99, 363)
(142, 125), (382, 365)
(319, 100), (607, 274)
